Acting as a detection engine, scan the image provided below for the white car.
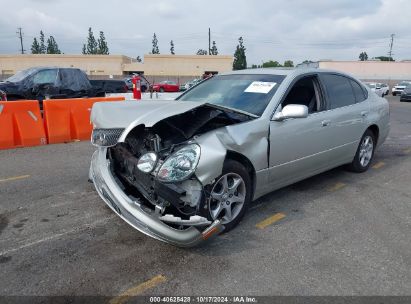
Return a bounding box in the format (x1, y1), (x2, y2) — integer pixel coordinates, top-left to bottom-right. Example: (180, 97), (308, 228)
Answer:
(379, 83), (389, 96)
(365, 82), (385, 97)
(392, 81), (411, 96)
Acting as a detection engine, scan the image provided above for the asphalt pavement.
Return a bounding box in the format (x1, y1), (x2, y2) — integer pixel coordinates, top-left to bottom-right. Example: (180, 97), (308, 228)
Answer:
(0, 96), (410, 298)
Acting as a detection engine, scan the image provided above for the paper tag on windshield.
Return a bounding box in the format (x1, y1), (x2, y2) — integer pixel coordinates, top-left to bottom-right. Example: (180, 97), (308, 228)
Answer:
(244, 82), (277, 94)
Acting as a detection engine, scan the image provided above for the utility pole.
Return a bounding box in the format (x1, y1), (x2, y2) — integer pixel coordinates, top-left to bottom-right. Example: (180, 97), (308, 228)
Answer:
(388, 34), (395, 61)
(208, 28), (211, 55)
(16, 27), (25, 54)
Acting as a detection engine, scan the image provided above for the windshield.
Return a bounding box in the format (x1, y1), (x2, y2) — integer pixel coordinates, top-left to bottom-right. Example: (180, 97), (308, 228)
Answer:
(6, 68), (38, 82)
(398, 82), (411, 86)
(366, 83), (376, 89)
(178, 74), (286, 116)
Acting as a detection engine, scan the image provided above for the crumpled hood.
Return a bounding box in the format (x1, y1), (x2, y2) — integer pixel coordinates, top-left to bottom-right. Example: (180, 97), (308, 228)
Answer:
(91, 99), (206, 129)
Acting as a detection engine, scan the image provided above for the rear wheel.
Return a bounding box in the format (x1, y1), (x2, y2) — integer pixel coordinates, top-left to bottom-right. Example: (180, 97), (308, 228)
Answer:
(346, 129), (376, 173)
(207, 160), (252, 232)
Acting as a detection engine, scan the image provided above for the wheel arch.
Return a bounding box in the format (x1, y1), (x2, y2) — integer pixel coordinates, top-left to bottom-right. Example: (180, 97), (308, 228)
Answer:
(367, 124), (380, 145)
(225, 150), (256, 199)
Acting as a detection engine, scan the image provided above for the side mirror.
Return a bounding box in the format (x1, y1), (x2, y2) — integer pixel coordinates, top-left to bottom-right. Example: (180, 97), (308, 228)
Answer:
(273, 104), (308, 121)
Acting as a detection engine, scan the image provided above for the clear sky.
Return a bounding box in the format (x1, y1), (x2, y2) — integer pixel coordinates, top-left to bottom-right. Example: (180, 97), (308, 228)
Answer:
(0, 0), (410, 65)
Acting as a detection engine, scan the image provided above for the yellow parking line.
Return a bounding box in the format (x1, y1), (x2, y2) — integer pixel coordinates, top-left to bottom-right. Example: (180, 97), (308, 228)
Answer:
(0, 175), (30, 183)
(328, 182), (346, 192)
(256, 213), (286, 229)
(109, 275), (167, 304)
(404, 148), (411, 154)
(372, 162), (385, 169)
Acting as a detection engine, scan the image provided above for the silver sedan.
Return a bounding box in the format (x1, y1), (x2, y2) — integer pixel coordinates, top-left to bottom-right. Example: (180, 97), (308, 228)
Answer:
(89, 68), (390, 247)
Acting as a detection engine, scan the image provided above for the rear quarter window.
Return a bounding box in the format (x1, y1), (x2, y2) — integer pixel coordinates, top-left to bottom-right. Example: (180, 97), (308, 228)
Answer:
(350, 79), (367, 102)
(321, 74), (357, 109)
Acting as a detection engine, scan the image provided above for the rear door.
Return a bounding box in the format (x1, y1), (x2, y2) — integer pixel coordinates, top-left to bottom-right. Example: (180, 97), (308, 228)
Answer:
(318, 73), (370, 165)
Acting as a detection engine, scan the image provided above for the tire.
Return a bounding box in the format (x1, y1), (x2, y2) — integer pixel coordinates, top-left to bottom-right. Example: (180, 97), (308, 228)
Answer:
(159, 88), (165, 93)
(205, 159), (252, 232)
(346, 129), (376, 173)
(393, 92), (396, 96)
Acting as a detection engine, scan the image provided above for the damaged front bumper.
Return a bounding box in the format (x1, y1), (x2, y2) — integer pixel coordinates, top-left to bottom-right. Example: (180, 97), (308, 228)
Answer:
(90, 148), (224, 247)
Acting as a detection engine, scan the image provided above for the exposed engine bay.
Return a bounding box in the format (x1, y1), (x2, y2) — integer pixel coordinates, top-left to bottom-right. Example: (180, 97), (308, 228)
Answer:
(107, 105), (253, 227)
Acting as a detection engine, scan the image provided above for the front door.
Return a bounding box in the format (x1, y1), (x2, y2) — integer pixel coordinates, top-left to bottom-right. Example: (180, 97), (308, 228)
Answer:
(267, 75), (336, 189)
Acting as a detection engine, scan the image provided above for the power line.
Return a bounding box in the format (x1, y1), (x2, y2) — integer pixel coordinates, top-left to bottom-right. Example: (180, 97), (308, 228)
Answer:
(16, 27), (25, 54)
(208, 28), (211, 55)
(388, 33), (395, 60)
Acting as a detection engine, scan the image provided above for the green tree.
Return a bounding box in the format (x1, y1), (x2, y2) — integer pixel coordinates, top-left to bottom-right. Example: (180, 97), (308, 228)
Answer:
(170, 40), (175, 55)
(359, 51), (368, 61)
(284, 60), (294, 67)
(85, 27), (98, 54)
(151, 33), (160, 54)
(82, 44), (87, 55)
(196, 49), (208, 55)
(39, 30), (46, 54)
(262, 60), (281, 68)
(46, 36), (61, 54)
(97, 31), (109, 54)
(31, 37), (41, 54)
(210, 41), (218, 55)
(374, 56), (394, 61)
(233, 37), (247, 70)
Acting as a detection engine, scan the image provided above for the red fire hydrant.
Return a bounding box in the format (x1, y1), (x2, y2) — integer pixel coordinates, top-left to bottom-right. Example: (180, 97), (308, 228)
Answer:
(132, 75), (142, 100)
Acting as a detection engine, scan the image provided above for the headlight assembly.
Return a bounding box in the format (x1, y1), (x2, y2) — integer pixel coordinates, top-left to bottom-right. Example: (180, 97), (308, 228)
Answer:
(157, 144), (201, 183)
(137, 152), (158, 173)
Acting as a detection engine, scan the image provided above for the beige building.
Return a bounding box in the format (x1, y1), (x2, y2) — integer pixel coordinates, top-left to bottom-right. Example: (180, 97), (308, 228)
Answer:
(299, 60), (411, 85)
(0, 54), (233, 81)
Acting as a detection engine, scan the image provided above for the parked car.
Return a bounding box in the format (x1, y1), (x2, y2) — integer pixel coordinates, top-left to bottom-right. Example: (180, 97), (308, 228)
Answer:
(90, 79), (128, 95)
(392, 81), (411, 96)
(379, 83), (390, 96)
(124, 77), (148, 92)
(89, 68), (390, 247)
(180, 78), (202, 91)
(365, 82), (385, 97)
(0, 67), (127, 102)
(152, 80), (180, 92)
(400, 83), (411, 102)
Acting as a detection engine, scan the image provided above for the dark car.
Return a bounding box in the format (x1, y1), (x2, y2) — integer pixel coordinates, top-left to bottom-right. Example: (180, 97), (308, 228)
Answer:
(0, 67), (91, 100)
(90, 79), (128, 95)
(0, 67), (127, 101)
(400, 84), (411, 102)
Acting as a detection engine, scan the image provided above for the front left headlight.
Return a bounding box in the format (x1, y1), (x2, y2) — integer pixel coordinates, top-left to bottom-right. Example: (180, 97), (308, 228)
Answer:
(157, 144), (201, 183)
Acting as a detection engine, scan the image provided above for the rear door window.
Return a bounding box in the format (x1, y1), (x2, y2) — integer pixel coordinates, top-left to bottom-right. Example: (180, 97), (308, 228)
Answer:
(321, 74), (356, 109)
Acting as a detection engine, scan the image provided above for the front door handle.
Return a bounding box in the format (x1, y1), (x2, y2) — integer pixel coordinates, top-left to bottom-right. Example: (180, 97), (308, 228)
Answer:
(361, 111), (369, 117)
(321, 120), (331, 127)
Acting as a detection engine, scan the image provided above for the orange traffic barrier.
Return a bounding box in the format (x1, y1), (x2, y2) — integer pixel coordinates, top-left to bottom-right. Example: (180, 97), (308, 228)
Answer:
(0, 100), (47, 150)
(43, 97), (124, 144)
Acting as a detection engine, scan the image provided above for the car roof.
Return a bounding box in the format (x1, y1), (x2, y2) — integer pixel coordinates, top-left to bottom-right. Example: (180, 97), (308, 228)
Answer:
(220, 68), (357, 79)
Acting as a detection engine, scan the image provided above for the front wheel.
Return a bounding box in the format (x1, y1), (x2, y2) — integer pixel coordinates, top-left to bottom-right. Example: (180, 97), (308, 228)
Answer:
(207, 160), (252, 232)
(346, 130), (376, 173)
(159, 87), (165, 93)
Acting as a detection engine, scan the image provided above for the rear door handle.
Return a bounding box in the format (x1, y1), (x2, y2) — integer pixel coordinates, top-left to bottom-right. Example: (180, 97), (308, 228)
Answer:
(321, 120), (331, 127)
(361, 111), (369, 117)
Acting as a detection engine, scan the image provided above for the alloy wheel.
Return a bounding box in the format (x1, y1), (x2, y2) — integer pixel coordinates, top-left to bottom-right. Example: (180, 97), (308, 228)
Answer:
(209, 173), (246, 225)
(359, 135), (374, 167)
